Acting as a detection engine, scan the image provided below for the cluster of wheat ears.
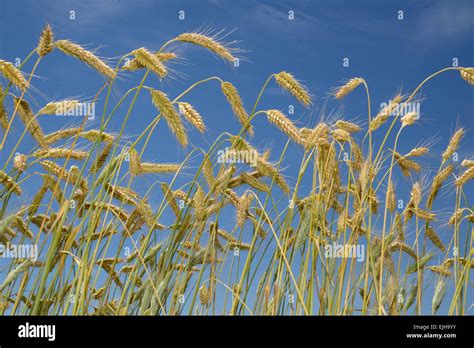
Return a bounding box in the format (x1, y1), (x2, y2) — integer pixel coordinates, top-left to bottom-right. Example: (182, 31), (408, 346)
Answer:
(0, 25), (472, 316)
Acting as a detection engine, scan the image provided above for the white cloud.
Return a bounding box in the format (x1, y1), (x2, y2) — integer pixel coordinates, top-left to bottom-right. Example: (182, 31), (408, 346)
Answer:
(412, 1), (474, 47)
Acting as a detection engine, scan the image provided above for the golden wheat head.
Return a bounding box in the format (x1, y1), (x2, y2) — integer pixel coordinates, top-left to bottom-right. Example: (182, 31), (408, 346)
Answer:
(150, 89), (188, 147)
(55, 40), (116, 79)
(0, 60), (28, 91)
(37, 24), (54, 57)
(274, 71), (312, 106)
(177, 32), (236, 63)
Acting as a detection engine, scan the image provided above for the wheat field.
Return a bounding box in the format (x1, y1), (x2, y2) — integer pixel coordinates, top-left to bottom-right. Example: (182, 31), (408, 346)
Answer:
(0, 25), (472, 316)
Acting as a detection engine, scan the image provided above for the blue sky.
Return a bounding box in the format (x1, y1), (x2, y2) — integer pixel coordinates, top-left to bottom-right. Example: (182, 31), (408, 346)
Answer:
(0, 0), (473, 315)
(1, 0), (472, 162)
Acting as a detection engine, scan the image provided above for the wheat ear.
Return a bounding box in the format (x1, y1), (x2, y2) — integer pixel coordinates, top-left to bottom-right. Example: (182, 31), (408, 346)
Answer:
(55, 40), (116, 79)
(334, 78), (364, 99)
(221, 81), (253, 136)
(0, 60), (28, 91)
(266, 110), (302, 144)
(14, 98), (48, 148)
(150, 89), (188, 147)
(37, 24), (54, 57)
(177, 33), (236, 63)
(178, 102), (206, 133)
(131, 47), (167, 78)
(274, 71), (311, 106)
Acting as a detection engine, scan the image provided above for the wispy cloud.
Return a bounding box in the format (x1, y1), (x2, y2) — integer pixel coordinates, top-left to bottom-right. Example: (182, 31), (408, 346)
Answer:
(412, 1), (474, 48)
(243, 1), (396, 45)
(46, 0), (144, 27)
